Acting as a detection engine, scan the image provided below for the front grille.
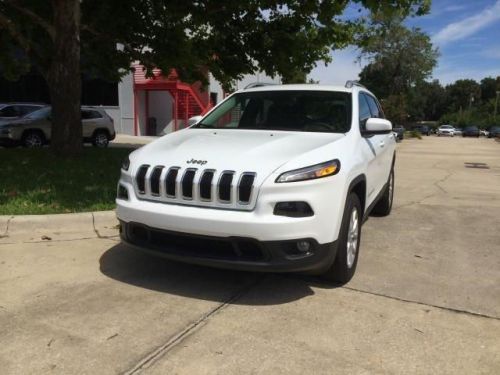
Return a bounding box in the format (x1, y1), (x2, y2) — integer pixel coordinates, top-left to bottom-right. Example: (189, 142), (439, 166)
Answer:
(134, 165), (257, 210)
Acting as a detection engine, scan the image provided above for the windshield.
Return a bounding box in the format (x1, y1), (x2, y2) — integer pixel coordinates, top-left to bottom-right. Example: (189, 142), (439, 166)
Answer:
(441, 125), (453, 129)
(194, 90), (352, 133)
(25, 107), (51, 120)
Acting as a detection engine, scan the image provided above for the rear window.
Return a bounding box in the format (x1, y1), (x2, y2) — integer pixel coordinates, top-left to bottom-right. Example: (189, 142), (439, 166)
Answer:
(82, 110), (103, 119)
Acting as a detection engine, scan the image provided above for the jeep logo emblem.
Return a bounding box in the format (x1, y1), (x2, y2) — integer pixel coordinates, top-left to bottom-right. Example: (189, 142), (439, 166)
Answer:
(186, 158), (207, 166)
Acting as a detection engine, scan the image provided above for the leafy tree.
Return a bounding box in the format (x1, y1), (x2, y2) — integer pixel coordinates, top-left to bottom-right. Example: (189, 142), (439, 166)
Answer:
(0, 0), (430, 155)
(480, 77), (500, 102)
(358, 11), (438, 98)
(445, 79), (481, 113)
(380, 95), (408, 124)
(407, 79), (447, 121)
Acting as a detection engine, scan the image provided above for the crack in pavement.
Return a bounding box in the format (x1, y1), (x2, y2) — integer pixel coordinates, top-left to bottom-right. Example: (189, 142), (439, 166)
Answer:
(0, 216), (13, 239)
(0, 234), (119, 246)
(91, 212), (118, 240)
(121, 277), (265, 375)
(394, 167), (455, 211)
(342, 286), (500, 321)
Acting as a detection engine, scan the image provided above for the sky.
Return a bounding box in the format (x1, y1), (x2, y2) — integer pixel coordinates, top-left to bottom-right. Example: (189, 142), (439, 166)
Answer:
(309, 0), (500, 86)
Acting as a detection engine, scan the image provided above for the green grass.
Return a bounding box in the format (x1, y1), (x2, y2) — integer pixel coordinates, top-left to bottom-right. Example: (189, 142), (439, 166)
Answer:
(0, 147), (132, 215)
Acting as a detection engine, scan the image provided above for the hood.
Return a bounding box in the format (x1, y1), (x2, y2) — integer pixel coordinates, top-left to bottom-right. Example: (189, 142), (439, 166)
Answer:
(132, 129), (344, 177)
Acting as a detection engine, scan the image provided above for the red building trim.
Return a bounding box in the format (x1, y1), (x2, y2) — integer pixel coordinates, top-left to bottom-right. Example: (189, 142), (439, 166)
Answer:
(131, 64), (213, 135)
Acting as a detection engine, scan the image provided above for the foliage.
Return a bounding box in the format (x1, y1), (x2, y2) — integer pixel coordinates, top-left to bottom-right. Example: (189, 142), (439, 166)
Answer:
(406, 130), (422, 139)
(407, 79), (448, 121)
(437, 77), (500, 128)
(0, 0), (430, 155)
(358, 11), (438, 98)
(380, 95), (408, 124)
(0, 147), (131, 214)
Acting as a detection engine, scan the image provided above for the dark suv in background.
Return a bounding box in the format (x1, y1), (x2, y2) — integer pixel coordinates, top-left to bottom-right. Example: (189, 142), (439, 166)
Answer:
(412, 125), (431, 136)
(392, 125), (405, 141)
(462, 126), (480, 137)
(488, 126), (500, 138)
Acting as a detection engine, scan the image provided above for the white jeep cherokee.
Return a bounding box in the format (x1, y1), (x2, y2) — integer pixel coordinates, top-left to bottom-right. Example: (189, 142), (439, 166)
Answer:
(116, 82), (396, 283)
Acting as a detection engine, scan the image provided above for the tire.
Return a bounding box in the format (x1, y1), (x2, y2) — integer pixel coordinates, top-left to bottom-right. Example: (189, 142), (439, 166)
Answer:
(92, 130), (109, 147)
(22, 130), (44, 148)
(321, 193), (362, 284)
(371, 168), (394, 217)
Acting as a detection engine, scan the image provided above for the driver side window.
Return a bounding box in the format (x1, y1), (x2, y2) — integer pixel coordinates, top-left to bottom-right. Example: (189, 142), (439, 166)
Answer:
(358, 93), (371, 131)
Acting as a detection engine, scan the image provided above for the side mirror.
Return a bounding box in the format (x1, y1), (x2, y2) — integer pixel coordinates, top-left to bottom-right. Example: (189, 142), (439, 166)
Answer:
(187, 115), (203, 127)
(364, 118), (392, 135)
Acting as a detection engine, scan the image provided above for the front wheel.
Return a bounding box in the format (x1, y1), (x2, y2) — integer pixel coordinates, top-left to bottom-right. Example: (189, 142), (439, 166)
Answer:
(92, 130), (110, 147)
(22, 130), (44, 148)
(321, 193), (362, 284)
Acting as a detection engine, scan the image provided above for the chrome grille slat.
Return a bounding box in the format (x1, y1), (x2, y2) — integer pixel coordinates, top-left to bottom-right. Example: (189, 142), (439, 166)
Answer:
(135, 165), (257, 211)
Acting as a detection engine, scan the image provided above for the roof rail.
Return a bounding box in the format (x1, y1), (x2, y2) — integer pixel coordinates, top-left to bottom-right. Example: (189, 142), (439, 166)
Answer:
(345, 80), (366, 89)
(244, 82), (277, 89)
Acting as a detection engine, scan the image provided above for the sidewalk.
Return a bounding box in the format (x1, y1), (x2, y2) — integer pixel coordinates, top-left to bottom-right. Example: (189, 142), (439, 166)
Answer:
(0, 211), (118, 244)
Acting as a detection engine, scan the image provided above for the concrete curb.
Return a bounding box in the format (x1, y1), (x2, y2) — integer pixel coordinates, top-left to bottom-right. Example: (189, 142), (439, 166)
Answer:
(0, 210), (118, 244)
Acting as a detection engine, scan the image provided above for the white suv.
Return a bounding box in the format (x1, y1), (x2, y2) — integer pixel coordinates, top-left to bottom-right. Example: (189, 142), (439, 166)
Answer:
(437, 125), (455, 136)
(116, 82), (396, 283)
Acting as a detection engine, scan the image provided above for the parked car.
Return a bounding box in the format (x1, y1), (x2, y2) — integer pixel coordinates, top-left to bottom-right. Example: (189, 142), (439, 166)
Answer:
(454, 128), (462, 136)
(479, 129), (489, 137)
(437, 124), (455, 137)
(0, 103), (45, 120)
(412, 125), (431, 136)
(0, 106), (115, 148)
(116, 82), (396, 283)
(393, 125), (405, 141)
(488, 126), (500, 138)
(462, 126), (480, 137)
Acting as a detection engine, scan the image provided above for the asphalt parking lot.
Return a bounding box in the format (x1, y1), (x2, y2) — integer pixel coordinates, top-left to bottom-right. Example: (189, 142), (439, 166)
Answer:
(1, 137), (499, 374)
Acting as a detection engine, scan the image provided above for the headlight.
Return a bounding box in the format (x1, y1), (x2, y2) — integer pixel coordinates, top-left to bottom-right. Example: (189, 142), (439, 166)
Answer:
(121, 156), (130, 171)
(276, 160), (340, 183)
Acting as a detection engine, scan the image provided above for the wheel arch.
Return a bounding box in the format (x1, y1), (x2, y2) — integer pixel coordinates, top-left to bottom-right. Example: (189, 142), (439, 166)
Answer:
(21, 128), (47, 141)
(92, 127), (111, 138)
(347, 174), (367, 216)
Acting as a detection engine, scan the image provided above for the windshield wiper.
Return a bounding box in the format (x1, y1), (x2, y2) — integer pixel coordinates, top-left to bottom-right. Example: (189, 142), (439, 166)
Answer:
(195, 123), (215, 128)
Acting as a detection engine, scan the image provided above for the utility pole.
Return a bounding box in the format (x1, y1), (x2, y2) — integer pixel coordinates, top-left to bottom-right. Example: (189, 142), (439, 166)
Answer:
(495, 91), (500, 122)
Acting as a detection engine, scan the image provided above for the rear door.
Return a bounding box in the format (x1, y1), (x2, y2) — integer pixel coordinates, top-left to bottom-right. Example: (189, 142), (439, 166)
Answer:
(81, 109), (102, 137)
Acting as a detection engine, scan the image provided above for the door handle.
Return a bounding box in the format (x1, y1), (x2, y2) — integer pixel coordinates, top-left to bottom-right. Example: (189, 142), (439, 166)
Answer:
(379, 141), (385, 147)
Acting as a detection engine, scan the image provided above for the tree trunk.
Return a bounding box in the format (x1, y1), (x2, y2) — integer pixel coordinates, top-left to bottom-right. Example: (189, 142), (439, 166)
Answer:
(46, 0), (82, 156)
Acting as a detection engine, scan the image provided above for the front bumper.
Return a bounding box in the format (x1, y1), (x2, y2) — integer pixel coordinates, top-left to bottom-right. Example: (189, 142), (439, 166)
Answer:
(119, 220), (337, 273)
(0, 137), (20, 146)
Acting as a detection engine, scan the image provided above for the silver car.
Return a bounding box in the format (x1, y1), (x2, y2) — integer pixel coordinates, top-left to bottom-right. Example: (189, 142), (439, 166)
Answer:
(0, 103), (45, 120)
(0, 106), (116, 148)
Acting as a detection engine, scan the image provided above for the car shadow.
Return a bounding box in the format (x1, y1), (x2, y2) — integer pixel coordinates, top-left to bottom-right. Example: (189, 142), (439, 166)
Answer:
(99, 243), (341, 306)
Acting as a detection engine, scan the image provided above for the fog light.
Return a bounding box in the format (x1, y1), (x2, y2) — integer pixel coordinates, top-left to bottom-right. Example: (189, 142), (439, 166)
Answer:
(296, 240), (311, 253)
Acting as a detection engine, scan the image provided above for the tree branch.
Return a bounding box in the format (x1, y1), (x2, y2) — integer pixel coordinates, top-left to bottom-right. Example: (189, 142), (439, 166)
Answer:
(4, 0), (55, 40)
(0, 11), (33, 51)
